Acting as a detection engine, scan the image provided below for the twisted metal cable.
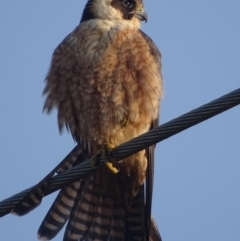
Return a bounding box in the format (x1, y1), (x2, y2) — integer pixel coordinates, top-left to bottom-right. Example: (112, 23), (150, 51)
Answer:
(0, 87), (240, 217)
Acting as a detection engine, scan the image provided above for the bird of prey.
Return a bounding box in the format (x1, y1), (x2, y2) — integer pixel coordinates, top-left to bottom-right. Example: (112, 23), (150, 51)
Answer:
(12, 0), (163, 240)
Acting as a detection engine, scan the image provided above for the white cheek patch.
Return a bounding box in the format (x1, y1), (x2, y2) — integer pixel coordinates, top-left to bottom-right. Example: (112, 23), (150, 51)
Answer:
(92, 0), (123, 21)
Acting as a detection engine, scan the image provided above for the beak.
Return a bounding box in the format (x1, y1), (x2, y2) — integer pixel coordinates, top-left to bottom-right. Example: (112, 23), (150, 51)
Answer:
(135, 8), (148, 22)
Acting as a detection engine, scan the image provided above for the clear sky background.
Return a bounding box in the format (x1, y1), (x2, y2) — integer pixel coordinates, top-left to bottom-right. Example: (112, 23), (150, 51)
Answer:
(0, 1), (239, 241)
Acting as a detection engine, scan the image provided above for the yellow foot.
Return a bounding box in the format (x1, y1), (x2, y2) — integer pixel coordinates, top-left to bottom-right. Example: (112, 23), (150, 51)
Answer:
(105, 160), (119, 174)
(91, 144), (119, 174)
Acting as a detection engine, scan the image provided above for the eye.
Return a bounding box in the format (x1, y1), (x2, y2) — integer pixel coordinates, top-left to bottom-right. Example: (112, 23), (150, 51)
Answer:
(123, 0), (135, 9)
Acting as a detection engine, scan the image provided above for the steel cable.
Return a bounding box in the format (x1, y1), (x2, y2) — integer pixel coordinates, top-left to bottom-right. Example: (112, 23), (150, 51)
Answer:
(0, 87), (240, 217)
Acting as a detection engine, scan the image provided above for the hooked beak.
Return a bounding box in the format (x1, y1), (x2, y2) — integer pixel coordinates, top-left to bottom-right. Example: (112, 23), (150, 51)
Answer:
(135, 8), (148, 22)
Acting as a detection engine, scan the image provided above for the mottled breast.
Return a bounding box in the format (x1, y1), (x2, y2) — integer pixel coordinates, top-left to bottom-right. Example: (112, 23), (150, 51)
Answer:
(43, 19), (162, 153)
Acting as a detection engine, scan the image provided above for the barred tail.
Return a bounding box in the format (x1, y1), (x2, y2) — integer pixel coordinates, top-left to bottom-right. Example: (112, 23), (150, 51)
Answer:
(38, 181), (82, 240)
(11, 142), (161, 241)
(63, 176), (115, 241)
(63, 176), (146, 241)
(11, 145), (86, 216)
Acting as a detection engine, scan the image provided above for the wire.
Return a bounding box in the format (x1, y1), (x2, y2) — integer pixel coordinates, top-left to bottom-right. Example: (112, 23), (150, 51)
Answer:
(0, 87), (240, 217)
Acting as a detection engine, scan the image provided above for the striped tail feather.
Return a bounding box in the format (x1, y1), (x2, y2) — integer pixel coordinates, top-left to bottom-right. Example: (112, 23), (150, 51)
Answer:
(11, 142), (161, 241)
(37, 181), (83, 240)
(11, 181), (48, 216)
(63, 177), (102, 241)
(85, 194), (114, 241)
(124, 188), (145, 241)
(11, 144), (87, 216)
(33, 177), (160, 241)
(109, 205), (126, 241)
(63, 176), (130, 241)
(63, 175), (146, 241)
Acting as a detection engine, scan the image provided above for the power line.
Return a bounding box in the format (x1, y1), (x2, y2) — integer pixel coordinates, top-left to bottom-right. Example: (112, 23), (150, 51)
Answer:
(0, 87), (240, 217)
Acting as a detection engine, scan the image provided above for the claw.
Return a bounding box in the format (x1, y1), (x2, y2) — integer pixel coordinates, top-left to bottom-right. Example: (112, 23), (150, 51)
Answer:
(91, 144), (119, 173)
(105, 161), (119, 173)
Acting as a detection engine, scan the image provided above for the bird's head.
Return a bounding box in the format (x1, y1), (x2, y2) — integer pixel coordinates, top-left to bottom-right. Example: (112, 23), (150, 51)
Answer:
(80, 0), (148, 24)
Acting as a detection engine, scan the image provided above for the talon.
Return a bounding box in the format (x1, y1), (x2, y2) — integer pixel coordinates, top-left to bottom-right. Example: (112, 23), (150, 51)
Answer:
(90, 144), (119, 173)
(105, 161), (119, 174)
(102, 143), (119, 173)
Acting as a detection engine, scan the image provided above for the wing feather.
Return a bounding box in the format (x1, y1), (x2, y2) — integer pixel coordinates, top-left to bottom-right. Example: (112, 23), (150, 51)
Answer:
(138, 28), (162, 241)
(12, 144), (87, 216)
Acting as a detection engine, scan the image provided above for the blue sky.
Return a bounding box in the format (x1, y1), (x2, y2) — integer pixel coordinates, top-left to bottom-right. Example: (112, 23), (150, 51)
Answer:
(0, 1), (239, 241)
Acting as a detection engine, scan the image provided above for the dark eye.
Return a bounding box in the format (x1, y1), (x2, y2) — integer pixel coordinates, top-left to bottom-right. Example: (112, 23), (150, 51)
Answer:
(123, 0), (135, 8)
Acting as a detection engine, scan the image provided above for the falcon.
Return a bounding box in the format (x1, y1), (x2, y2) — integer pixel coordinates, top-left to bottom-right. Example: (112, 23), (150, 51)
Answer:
(12, 0), (163, 240)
